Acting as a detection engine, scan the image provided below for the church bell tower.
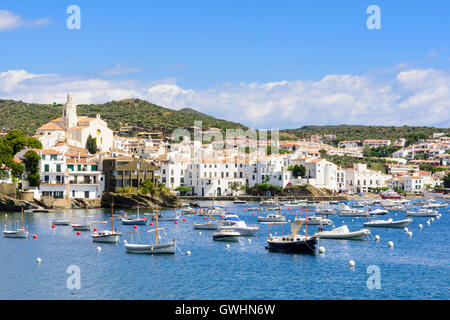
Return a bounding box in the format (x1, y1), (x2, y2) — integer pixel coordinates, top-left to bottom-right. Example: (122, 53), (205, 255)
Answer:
(62, 93), (78, 131)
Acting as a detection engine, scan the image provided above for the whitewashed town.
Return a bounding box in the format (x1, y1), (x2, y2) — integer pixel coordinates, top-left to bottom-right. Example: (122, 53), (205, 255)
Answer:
(1, 93), (448, 205)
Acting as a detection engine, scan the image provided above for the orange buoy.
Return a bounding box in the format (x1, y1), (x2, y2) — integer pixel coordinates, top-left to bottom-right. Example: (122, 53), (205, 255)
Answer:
(93, 227), (98, 232)
(33, 234), (37, 239)
(183, 218), (186, 222)
(133, 225), (137, 229)
(150, 222), (153, 226)
(203, 216), (207, 220)
(174, 221), (178, 224)
(76, 231), (81, 236)
(52, 224), (55, 229)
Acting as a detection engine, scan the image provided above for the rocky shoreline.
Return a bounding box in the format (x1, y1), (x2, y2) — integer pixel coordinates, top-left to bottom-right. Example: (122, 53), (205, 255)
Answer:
(0, 192), (183, 212)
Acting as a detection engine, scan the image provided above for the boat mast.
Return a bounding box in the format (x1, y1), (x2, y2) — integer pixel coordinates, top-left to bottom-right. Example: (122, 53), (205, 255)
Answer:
(21, 207), (23, 228)
(305, 207), (308, 238)
(155, 206), (158, 246)
(111, 196), (114, 232)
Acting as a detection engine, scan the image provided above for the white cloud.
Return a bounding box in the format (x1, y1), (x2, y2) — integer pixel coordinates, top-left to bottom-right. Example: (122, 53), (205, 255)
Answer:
(0, 10), (50, 32)
(0, 68), (449, 129)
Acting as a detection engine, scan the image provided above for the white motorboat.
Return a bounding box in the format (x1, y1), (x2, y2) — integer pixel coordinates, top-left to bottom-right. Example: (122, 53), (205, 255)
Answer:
(181, 206), (195, 214)
(91, 230), (121, 243)
(294, 216), (332, 225)
(314, 207), (337, 215)
(383, 204), (406, 212)
(71, 223), (90, 231)
(406, 209), (438, 217)
(218, 214), (259, 236)
(422, 201), (447, 209)
(315, 225), (371, 240)
(257, 213), (286, 223)
(52, 219), (71, 226)
(368, 208), (389, 215)
(3, 228), (28, 238)
(212, 229), (240, 242)
(363, 218), (412, 228)
(260, 199), (280, 206)
(338, 205), (367, 217)
(157, 214), (180, 221)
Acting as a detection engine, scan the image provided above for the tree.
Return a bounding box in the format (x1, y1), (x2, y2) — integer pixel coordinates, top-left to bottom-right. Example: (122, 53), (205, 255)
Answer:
(228, 181), (243, 195)
(23, 151), (41, 187)
(175, 186), (192, 196)
(288, 165), (306, 178)
(443, 172), (450, 188)
(0, 169), (9, 181)
(85, 135), (98, 154)
(4, 130), (42, 154)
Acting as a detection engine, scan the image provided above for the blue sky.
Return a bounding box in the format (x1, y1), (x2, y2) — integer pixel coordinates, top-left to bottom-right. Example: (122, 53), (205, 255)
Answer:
(0, 1), (449, 129)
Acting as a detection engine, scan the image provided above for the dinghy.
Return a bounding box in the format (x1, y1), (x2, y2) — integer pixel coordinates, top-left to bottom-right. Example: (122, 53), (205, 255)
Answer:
(315, 225), (370, 240)
(363, 218), (412, 228)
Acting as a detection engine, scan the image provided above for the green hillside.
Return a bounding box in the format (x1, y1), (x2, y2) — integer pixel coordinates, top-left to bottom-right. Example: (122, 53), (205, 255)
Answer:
(0, 98), (248, 135)
(280, 125), (450, 142)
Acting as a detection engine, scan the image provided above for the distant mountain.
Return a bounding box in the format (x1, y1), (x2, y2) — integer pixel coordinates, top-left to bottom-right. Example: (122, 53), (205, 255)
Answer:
(0, 98), (248, 135)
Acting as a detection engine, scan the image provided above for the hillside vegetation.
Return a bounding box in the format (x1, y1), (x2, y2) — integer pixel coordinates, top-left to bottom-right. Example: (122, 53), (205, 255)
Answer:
(280, 125), (450, 142)
(0, 98), (247, 135)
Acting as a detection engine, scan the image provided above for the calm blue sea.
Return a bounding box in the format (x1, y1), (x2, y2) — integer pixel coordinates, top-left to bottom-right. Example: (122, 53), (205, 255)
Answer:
(0, 199), (448, 300)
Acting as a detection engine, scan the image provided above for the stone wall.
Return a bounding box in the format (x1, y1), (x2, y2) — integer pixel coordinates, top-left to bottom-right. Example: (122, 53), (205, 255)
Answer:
(0, 183), (16, 198)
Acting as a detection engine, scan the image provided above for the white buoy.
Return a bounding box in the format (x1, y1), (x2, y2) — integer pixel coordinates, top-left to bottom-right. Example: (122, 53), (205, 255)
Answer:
(226, 244), (230, 249)
(375, 235), (380, 241)
(430, 218), (434, 222)
(426, 221), (430, 226)
(198, 232), (202, 235)
(319, 246), (325, 254)
(419, 224), (423, 229)
(186, 250), (191, 256)
(407, 231), (412, 237)
(248, 238), (251, 243)
(403, 227), (409, 232)
(349, 260), (355, 268)
(436, 215), (440, 220)
(388, 241), (394, 248)
(36, 258), (42, 263)
(97, 247), (102, 252)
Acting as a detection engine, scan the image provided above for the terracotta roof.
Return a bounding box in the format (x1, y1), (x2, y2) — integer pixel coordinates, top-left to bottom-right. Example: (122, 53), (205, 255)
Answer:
(37, 122), (63, 131)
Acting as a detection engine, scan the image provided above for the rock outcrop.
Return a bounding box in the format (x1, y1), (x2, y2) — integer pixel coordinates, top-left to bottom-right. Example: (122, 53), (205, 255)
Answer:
(101, 192), (182, 209)
(0, 194), (41, 211)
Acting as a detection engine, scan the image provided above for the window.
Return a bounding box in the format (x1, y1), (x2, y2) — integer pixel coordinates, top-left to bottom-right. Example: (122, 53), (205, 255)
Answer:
(92, 165), (98, 171)
(72, 190), (76, 197)
(67, 165), (74, 171)
(56, 164), (61, 172)
(44, 164), (49, 172)
(50, 155), (57, 160)
(84, 191), (90, 199)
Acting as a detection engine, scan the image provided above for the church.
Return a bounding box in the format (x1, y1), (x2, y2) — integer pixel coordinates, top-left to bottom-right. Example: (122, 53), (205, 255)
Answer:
(35, 94), (113, 152)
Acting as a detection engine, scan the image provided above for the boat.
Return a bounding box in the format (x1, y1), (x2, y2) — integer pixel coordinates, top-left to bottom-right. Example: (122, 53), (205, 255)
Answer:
(363, 218), (412, 228)
(212, 229), (241, 242)
(368, 208), (389, 215)
(91, 201), (121, 243)
(218, 214), (259, 236)
(257, 213), (286, 222)
(294, 216), (332, 225)
(71, 207), (91, 231)
(338, 205), (368, 217)
(181, 203), (196, 214)
(265, 220), (317, 254)
(233, 199), (247, 204)
(52, 219), (71, 226)
(383, 204), (406, 212)
(314, 207), (337, 216)
(315, 225), (370, 240)
(422, 201), (447, 209)
(193, 203), (223, 230)
(121, 205), (147, 225)
(406, 209), (438, 217)
(3, 210), (29, 238)
(380, 189), (402, 199)
(259, 199), (280, 206)
(124, 213), (175, 254)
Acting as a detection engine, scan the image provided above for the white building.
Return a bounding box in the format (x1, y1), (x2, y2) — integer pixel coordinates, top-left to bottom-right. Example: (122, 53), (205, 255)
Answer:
(35, 93), (114, 152)
(345, 163), (390, 193)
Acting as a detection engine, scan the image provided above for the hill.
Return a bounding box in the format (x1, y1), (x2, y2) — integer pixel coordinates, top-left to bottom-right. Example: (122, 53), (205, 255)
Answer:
(0, 98), (248, 135)
(280, 125), (450, 142)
